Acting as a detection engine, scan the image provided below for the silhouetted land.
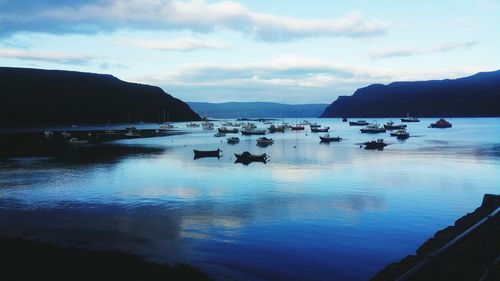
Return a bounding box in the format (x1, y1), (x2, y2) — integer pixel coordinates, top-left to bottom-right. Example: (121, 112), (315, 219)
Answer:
(0, 236), (213, 281)
(0, 67), (200, 128)
(321, 70), (500, 118)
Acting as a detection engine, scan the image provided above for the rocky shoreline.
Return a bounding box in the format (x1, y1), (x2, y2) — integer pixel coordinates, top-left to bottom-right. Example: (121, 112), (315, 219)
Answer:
(371, 194), (499, 281)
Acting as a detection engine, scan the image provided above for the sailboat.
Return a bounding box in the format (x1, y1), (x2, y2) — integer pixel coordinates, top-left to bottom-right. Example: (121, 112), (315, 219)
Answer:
(159, 107), (174, 129)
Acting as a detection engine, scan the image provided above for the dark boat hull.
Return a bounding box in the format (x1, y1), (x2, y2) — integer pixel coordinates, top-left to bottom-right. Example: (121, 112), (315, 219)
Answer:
(384, 124), (407, 130)
(291, 127), (304, 130)
(241, 130), (266, 135)
(360, 128), (386, 133)
(319, 137), (342, 142)
(193, 149), (221, 159)
(364, 142), (388, 150)
(218, 128), (239, 134)
(311, 128), (329, 133)
(234, 152), (268, 164)
(401, 119), (420, 122)
(429, 124), (452, 128)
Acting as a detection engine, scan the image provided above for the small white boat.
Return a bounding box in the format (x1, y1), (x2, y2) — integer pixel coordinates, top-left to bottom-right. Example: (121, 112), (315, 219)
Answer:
(61, 131), (71, 138)
(67, 137), (88, 145)
(159, 122), (174, 129)
(186, 122), (200, 127)
(202, 121), (214, 130)
(43, 131), (54, 137)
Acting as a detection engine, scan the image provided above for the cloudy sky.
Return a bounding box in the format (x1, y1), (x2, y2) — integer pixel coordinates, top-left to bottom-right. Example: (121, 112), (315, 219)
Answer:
(0, 0), (499, 103)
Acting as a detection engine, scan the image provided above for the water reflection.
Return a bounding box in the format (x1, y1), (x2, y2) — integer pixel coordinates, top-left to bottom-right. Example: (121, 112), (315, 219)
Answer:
(0, 118), (499, 281)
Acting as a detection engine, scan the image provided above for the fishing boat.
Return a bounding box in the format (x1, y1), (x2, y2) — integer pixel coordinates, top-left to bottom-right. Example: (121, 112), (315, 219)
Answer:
(234, 151), (268, 163)
(67, 137), (89, 145)
(186, 122), (200, 127)
(311, 126), (329, 133)
(395, 129), (410, 139)
(214, 132), (226, 137)
(384, 121), (407, 130)
(43, 131), (54, 137)
(268, 125), (285, 133)
(349, 120), (369, 126)
(319, 134), (342, 142)
(193, 149), (222, 159)
(159, 123), (174, 129)
(310, 123), (321, 129)
(429, 118), (452, 128)
(360, 124), (386, 133)
(242, 123), (257, 130)
(342, 117), (348, 122)
(125, 129), (140, 137)
(256, 137), (274, 145)
(363, 139), (388, 150)
(218, 127), (239, 134)
(401, 113), (420, 122)
(202, 121), (214, 130)
(291, 125), (305, 130)
(227, 137), (240, 144)
(241, 129), (266, 135)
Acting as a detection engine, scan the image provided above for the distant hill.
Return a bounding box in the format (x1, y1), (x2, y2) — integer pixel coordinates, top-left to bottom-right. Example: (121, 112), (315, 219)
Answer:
(188, 102), (328, 118)
(320, 70), (500, 118)
(0, 67), (200, 127)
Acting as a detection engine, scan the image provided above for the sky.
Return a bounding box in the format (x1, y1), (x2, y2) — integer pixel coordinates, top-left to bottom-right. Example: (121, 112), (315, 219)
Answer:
(0, 0), (499, 104)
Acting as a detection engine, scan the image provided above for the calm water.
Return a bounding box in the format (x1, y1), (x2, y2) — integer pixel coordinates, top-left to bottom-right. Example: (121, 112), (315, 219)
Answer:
(1, 118), (499, 281)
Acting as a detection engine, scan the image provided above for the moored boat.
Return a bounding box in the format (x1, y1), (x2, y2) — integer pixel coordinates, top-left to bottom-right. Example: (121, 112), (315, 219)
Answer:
(218, 127), (239, 134)
(241, 129), (266, 135)
(214, 132), (226, 137)
(363, 139), (388, 150)
(291, 125), (305, 130)
(202, 121), (214, 130)
(256, 137), (274, 145)
(193, 149), (222, 159)
(429, 118), (452, 128)
(384, 121), (407, 130)
(342, 117), (348, 122)
(401, 113), (420, 122)
(186, 122), (200, 127)
(234, 151), (268, 163)
(227, 137), (240, 144)
(349, 120), (369, 126)
(360, 124), (386, 133)
(395, 129), (410, 139)
(67, 137), (89, 145)
(319, 134), (342, 142)
(311, 126), (330, 133)
(268, 125), (285, 133)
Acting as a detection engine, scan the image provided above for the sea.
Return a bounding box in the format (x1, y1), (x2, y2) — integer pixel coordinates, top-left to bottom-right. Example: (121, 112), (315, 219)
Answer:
(0, 118), (499, 281)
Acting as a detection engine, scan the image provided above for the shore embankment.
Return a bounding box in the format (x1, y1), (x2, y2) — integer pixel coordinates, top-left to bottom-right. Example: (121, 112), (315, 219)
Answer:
(371, 194), (499, 281)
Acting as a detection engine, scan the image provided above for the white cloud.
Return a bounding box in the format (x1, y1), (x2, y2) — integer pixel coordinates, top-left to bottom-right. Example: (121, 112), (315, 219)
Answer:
(370, 41), (478, 59)
(129, 56), (485, 103)
(0, 48), (97, 64)
(1, 0), (390, 40)
(118, 37), (232, 51)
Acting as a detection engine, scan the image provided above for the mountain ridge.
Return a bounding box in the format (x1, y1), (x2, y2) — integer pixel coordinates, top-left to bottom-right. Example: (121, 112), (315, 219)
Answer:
(321, 70), (500, 118)
(0, 67), (201, 127)
(188, 102), (328, 118)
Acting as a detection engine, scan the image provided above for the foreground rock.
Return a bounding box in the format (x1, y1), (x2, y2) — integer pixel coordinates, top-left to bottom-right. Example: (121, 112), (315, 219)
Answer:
(371, 194), (499, 281)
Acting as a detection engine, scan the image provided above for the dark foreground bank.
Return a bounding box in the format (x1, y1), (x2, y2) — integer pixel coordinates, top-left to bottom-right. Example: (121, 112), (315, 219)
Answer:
(0, 236), (213, 281)
(371, 194), (500, 281)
